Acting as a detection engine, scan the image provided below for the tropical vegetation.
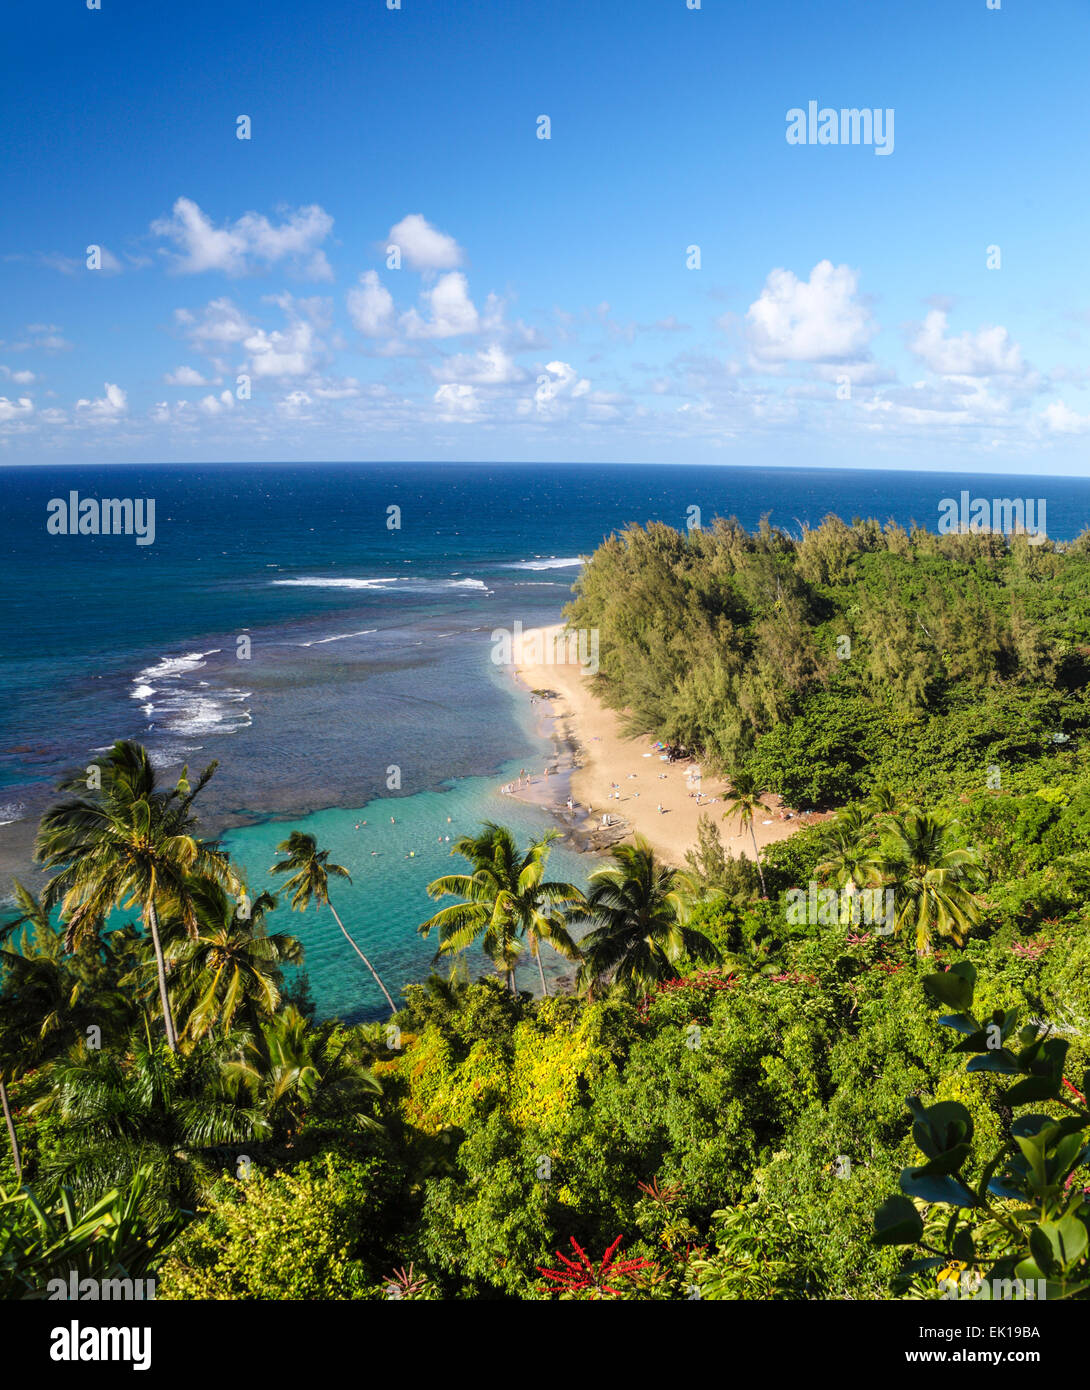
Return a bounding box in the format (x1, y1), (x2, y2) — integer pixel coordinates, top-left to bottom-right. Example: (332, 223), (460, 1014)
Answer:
(3, 515), (1090, 1300)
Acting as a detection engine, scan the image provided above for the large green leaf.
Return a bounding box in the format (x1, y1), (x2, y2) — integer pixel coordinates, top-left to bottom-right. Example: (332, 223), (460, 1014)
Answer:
(900, 1167), (977, 1208)
(873, 1195), (924, 1246)
(922, 962), (976, 1010)
(1030, 1215), (1089, 1275)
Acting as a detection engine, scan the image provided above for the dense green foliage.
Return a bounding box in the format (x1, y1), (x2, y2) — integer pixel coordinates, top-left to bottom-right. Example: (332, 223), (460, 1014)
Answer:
(564, 516), (1090, 805)
(3, 515), (1090, 1301)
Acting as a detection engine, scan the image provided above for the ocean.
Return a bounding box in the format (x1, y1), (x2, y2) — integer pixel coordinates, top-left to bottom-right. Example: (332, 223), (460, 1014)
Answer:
(3, 461), (1089, 1020)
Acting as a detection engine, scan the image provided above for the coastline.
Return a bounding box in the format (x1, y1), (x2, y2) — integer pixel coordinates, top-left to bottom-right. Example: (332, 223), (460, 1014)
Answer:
(507, 624), (826, 867)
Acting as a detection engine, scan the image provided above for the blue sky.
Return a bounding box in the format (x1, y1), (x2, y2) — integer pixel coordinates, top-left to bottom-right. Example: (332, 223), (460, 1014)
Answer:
(2, 0), (1089, 471)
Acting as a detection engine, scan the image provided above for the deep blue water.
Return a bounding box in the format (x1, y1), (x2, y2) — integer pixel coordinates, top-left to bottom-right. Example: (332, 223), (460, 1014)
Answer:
(3, 461), (1088, 1019)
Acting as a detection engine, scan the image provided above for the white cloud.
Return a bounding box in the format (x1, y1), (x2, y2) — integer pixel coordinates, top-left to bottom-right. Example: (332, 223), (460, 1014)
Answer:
(5, 324), (72, 352)
(746, 261), (875, 364)
(387, 214), (464, 271)
(278, 391), (314, 419)
(75, 383), (127, 422)
(1041, 399), (1090, 434)
(430, 344), (524, 386)
(198, 390), (235, 415)
(91, 246), (123, 275)
(909, 309), (1026, 378)
(0, 396), (33, 423)
(400, 272), (480, 340)
(243, 316), (320, 379)
(310, 377), (360, 399)
(0, 366), (35, 384)
(178, 298), (253, 345)
(434, 383), (483, 421)
(164, 365), (213, 386)
(528, 360), (592, 417)
(152, 197), (334, 279)
(347, 271), (396, 337)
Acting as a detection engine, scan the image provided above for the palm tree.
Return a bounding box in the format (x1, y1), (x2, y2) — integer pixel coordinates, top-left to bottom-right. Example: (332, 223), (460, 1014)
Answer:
(31, 1028), (264, 1223)
(419, 824), (583, 996)
(225, 1006), (381, 1144)
(170, 882), (302, 1041)
(865, 784), (901, 819)
(877, 811), (985, 957)
(0, 882), (144, 1178)
(34, 742), (237, 1053)
(568, 838), (719, 997)
(0, 1165), (183, 1298)
(0, 1030), (22, 1184)
(816, 810), (881, 925)
(721, 772), (769, 896)
(271, 831), (397, 1015)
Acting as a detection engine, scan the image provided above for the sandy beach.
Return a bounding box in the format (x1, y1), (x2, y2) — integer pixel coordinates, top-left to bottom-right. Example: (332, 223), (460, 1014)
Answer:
(506, 624), (824, 867)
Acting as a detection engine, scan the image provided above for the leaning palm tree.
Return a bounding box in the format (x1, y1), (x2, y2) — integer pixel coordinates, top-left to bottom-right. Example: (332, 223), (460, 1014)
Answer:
(271, 832), (397, 1015)
(34, 742), (237, 1053)
(419, 824), (583, 996)
(169, 882), (302, 1041)
(721, 771), (769, 896)
(568, 838), (718, 997)
(877, 811), (985, 957)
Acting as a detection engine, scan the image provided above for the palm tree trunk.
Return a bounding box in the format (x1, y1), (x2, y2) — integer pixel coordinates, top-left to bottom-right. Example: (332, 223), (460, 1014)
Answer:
(535, 946), (550, 998)
(146, 899), (178, 1052)
(328, 903), (398, 1015)
(1, 1079), (22, 1184)
(749, 824), (768, 897)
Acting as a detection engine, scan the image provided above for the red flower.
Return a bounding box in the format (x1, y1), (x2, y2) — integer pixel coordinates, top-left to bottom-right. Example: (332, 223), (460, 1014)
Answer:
(537, 1236), (656, 1298)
